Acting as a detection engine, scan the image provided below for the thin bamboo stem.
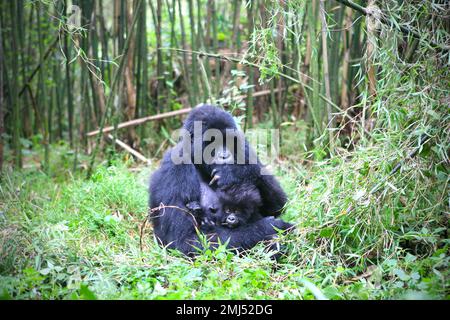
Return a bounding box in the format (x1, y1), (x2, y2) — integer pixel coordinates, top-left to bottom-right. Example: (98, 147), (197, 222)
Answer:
(87, 0), (144, 178)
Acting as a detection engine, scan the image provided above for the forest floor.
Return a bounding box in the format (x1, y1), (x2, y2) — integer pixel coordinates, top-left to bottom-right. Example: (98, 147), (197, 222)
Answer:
(0, 142), (448, 300)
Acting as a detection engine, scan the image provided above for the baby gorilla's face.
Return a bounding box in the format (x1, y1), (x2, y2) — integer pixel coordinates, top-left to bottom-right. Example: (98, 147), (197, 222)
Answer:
(196, 200), (250, 229)
(213, 184), (262, 229)
(195, 181), (263, 230)
(219, 205), (252, 228)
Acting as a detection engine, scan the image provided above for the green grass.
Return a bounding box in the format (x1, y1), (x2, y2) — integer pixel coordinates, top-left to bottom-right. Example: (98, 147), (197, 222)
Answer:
(0, 140), (448, 300)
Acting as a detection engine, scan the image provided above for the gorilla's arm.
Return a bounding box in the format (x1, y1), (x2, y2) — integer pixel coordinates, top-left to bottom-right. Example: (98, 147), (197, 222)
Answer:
(149, 150), (204, 255)
(203, 217), (293, 251)
(209, 162), (288, 218)
(256, 173), (288, 217)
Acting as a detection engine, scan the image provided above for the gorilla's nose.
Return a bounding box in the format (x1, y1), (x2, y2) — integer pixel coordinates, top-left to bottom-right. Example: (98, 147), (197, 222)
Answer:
(218, 149), (231, 159)
(215, 149), (233, 164)
(226, 214), (238, 227)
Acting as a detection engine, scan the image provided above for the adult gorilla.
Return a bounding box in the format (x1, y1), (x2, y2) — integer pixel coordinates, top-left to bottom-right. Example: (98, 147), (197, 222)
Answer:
(149, 104), (292, 255)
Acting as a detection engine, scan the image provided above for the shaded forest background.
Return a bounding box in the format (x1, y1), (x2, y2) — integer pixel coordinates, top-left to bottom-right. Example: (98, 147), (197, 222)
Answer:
(0, 0), (447, 173)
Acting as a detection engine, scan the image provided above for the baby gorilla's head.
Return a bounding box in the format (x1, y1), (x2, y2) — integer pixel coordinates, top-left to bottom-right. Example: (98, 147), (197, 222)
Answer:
(218, 204), (251, 228)
(195, 181), (263, 230)
(214, 184), (263, 228)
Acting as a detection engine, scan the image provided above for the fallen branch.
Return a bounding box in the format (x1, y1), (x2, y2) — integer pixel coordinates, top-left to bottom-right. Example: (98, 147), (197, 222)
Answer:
(106, 134), (151, 165)
(87, 107), (193, 137)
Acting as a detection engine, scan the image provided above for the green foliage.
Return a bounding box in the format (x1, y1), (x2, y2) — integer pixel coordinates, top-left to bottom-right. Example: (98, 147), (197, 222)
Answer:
(0, 143), (447, 299)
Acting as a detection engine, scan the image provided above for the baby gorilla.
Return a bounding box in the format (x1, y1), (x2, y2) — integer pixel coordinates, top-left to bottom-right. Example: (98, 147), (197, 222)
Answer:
(185, 146), (273, 230)
(187, 182), (291, 260)
(184, 145), (292, 258)
(187, 182), (263, 231)
(214, 184), (264, 229)
(187, 145), (260, 229)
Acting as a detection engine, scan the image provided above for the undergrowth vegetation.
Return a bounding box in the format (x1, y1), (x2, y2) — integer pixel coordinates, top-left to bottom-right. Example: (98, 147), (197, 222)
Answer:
(0, 131), (447, 299)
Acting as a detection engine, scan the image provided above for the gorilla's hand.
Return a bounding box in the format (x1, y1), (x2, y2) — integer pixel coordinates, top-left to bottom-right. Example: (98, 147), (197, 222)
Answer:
(199, 216), (217, 233)
(262, 217), (294, 261)
(209, 166), (237, 188)
(209, 164), (259, 190)
(266, 216), (295, 232)
(185, 201), (203, 218)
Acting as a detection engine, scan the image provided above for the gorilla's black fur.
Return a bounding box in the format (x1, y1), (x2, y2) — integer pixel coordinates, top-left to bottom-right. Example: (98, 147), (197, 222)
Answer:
(198, 182), (264, 229)
(149, 104), (292, 255)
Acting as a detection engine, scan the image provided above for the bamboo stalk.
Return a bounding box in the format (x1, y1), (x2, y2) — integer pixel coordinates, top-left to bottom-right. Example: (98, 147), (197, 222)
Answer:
(18, 0), (32, 138)
(329, 3), (344, 107)
(87, 0), (144, 178)
(136, 0), (148, 138)
(211, 0), (220, 97)
(348, 8), (362, 107)
(156, 0), (164, 111)
(37, 2), (50, 173)
(270, 81), (278, 128)
(307, 0), (322, 142)
(187, 0), (200, 103)
(55, 63), (63, 140)
(64, 8), (74, 147)
(245, 0), (255, 130)
(163, 0), (177, 106)
(276, 1), (286, 124)
(98, 0), (111, 82)
(125, 0), (138, 145)
(320, 0), (334, 151)
(340, 7), (352, 110)
(366, 0), (377, 100)
(177, 0), (194, 106)
(8, 1), (22, 168)
(87, 2), (102, 125)
(221, 0), (242, 86)
(196, 0), (209, 102)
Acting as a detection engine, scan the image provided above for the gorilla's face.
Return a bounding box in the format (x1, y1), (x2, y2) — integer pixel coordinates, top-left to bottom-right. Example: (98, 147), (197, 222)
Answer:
(211, 146), (234, 165)
(207, 183), (263, 229)
(198, 181), (254, 229)
(220, 205), (252, 228)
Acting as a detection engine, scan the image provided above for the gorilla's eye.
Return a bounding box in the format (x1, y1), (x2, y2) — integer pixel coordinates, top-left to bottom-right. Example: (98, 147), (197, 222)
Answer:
(209, 206), (218, 214)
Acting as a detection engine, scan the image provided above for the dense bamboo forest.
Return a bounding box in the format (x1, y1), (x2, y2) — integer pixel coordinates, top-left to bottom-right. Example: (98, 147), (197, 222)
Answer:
(0, 0), (449, 300)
